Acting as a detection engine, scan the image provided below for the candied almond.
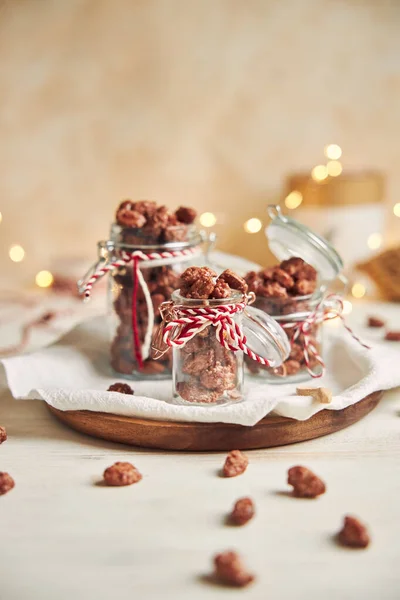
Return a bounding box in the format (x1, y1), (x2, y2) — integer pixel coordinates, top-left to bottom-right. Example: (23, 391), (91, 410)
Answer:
(180, 266), (216, 299)
(385, 331), (400, 341)
(131, 200), (157, 217)
(218, 269), (248, 294)
(292, 279), (317, 296)
(295, 264), (317, 281)
(229, 497), (255, 526)
(116, 201), (147, 228)
(175, 206), (197, 224)
(211, 279), (231, 299)
(180, 266), (216, 286)
(337, 515), (370, 549)
(213, 551), (255, 587)
(103, 462), (142, 486)
(272, 267), (294, 290)
(223, 450), (248, 478)
(280, 257), (305, 275)
(0, 426), (7, 444)
(0, 472), (15, 495)
(283, 359), (301, 376)
(177, 381), (220, 404)
(107, 383), (134, 395)
(287, 465), (326, 498)
(289, 343), (304, 362)
(260, 281), (288, 299)
(200, 362), (235, 391)
(367, 316), (385, 328)
(182, 348), (215, 376)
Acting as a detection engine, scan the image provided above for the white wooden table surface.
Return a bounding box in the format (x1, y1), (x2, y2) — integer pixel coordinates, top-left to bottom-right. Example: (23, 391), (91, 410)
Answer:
(0, 297), (399, 600)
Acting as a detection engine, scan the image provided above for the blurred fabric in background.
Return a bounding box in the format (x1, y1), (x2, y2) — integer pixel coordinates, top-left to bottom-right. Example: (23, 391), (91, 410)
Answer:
(1, 0), (399, 289)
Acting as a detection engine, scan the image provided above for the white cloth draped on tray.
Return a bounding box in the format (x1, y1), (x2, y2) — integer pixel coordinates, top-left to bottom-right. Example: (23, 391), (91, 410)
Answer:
(2, 314), (400, 426)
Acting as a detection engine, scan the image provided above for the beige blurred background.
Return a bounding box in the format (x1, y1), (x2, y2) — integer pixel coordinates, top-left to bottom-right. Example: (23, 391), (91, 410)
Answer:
(1, 0), (400, 287)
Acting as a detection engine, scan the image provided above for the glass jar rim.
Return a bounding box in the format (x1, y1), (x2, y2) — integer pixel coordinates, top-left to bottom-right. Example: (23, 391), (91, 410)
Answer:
(171, 289), (245, 306)
(108, 223), (204, 252)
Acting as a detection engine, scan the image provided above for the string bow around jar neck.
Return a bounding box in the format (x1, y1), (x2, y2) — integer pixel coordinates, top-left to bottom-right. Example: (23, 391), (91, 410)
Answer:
(282, 293), (371, 378)
(151, 290), (290, 369)
(78, 239), (203, 369)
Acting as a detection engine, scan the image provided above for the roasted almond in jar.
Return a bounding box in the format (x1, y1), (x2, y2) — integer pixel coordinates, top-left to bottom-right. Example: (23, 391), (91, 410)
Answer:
(244, 257), (323, 383)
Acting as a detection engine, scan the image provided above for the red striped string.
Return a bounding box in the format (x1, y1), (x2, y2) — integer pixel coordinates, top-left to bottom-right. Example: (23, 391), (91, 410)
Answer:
(162, 302), (277, 367)
(81, 246), (201, 368)
(283, 294), (370, 378)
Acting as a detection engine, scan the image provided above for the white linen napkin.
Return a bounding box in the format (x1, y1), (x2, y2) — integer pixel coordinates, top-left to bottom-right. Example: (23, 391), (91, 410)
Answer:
(2, 315), (400, 426)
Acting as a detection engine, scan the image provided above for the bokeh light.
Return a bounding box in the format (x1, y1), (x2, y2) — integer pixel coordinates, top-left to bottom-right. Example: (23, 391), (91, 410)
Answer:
(284, 191), (303, 210)
(342, 300), (353, 315)
(244, 218), (262, 234)
(393, 203), (400, 218)
(326, 160), (343, 177)
(311, 165), (328, 182)
(351, 282), (366, 299)
(367, 233), (382, 250)
(199, 212), (217, 227)
(324, 144), (342, 160)
(35, 270), (54, 288)
(9, 245), (25, 262)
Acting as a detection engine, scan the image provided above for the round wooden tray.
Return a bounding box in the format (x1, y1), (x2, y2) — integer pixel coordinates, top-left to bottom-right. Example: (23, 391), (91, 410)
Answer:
(47, 391), (382, 451)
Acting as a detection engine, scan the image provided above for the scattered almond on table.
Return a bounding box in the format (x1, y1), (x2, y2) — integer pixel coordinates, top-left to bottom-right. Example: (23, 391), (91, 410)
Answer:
(0, 425), (7, 444)
(0, 472), (15, 496)
(103, 462), (142, 486)
(288, 466), (326, 498)
(337, 515), (370, 549)
(296, 387), (332, 404)
(385, 331), (400, 341)
(229, 497), (255, 526)
(212, 551), (255, 587)
(367, 316), (385, 328)
(222, 450), (248, 478)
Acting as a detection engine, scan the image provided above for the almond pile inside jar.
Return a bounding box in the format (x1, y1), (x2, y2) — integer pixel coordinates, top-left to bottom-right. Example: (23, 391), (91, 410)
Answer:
(244, 256), (320, 381)
(173, 267), (249, 405)
(110, 200), (198, 378)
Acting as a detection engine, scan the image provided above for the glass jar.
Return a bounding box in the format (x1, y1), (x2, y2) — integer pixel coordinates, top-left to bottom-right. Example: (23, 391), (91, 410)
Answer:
(172, 291), (244, 405)
(243, 204), (346, 384)
(245, 291), (324, 383)
(155, 290), (291, 406)
(79, 222), (209, 380)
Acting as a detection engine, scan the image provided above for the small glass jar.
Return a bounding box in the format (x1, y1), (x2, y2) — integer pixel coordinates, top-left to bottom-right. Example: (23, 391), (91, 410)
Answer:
(80, 222), (209, 380)
(172, 291), (244, 405)
(243, 204), (346, 384)
(160, 290), (291, 406)
(245, 291), (324, 383)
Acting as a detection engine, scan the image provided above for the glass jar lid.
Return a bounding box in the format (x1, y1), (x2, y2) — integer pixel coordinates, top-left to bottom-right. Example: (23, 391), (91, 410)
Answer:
(243, 304), (291, 367)
(265, 205), (343, 284)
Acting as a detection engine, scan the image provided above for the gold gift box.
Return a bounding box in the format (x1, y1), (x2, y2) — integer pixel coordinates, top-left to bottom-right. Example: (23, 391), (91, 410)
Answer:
(285, 171), (385, 207)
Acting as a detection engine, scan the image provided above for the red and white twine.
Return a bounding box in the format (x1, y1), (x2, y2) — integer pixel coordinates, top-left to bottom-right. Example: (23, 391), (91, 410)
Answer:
(283, 294), (371, 378)
(80, 247), (201, 368)
(162, 302), (278, 368)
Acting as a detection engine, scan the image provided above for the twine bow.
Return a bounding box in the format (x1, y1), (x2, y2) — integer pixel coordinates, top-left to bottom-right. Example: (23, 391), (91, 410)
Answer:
(80, 247), (201, 368)
(283, 294), (370, 378)
(159, 297), (279, 368)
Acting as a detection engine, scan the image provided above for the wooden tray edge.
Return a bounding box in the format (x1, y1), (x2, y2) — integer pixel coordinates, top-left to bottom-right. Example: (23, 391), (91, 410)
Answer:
(46, 390), (383, 451)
